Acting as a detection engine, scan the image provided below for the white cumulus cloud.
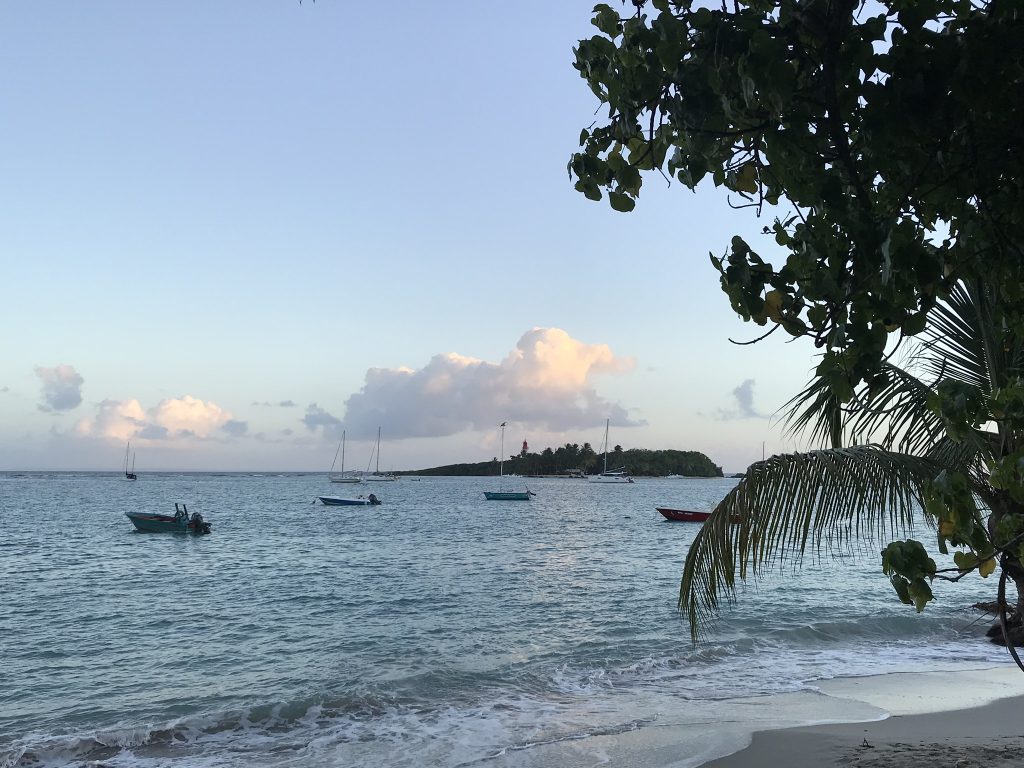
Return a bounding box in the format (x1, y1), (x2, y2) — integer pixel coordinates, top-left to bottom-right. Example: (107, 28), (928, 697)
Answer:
(307, 328), (641, 440)
(74, 395), (236, 441)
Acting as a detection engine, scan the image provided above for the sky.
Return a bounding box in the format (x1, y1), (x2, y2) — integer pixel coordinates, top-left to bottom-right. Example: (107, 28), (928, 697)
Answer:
(0, 2), (822, 473)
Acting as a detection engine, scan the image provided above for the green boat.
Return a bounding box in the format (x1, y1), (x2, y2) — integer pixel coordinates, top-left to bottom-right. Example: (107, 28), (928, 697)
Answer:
(483, 422), (535, 501)
(483, 490), (533, 501)
(126, 504), (211, 534)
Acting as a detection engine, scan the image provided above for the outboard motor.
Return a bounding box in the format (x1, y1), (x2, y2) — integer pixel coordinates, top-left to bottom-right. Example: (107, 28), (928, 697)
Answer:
(190, 511), (211, 534)
(368, 493), (380, 505)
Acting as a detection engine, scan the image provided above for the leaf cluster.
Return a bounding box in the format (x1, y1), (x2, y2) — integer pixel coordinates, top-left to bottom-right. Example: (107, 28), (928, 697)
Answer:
(571, 0), (1024, 397)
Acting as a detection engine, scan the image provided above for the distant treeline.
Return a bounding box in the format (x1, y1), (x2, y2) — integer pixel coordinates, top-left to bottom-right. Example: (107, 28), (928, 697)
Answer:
(406, 443), (722, 477)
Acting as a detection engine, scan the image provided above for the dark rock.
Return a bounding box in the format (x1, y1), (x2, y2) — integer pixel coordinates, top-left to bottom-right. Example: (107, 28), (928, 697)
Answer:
(987, 621), (1024, 647)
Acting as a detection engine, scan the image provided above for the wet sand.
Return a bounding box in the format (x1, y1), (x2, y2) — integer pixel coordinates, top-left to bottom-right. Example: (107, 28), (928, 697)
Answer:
(701, 691), (1024, 768)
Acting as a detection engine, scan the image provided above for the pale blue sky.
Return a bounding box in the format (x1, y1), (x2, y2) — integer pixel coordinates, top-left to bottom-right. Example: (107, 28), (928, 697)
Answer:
(1, 2), (818, 472)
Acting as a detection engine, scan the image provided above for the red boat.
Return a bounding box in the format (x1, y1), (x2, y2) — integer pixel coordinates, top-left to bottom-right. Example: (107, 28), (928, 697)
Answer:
(657, 507), (712, 523)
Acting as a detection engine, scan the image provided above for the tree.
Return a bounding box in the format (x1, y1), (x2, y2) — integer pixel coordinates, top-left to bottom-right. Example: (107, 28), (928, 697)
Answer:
(681, 282), (1024, 661)
(571, 0), (1023, 392)
(570, 0), (1024, 659)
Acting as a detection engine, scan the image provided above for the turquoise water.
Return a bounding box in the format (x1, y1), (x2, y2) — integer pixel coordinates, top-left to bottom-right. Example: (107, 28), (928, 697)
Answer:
(0, 473), (1008, 767)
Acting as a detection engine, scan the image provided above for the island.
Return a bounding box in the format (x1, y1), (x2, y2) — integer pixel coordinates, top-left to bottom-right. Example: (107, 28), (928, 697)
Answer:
(402, 443), (722, 478)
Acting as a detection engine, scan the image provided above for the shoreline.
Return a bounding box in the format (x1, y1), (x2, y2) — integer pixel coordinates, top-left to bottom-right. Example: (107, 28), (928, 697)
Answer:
(699, 667), (1024, 768)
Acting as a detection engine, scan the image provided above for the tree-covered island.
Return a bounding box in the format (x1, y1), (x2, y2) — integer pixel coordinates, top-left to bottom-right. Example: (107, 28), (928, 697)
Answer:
(404, 443), (722, 477)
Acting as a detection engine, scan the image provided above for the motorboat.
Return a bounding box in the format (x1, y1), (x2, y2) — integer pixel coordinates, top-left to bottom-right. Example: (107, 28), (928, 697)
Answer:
(126, 504), (211, 533)
(318, 494), (381, 506)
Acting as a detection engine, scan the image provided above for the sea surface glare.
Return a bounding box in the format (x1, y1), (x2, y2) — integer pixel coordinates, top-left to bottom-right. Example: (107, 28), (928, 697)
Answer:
(0, 473), (1008, 767)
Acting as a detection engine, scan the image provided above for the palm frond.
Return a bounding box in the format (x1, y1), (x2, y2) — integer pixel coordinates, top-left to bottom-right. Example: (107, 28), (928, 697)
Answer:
(918, 281), (1006, 393)
(679, 446), (944, 640)
(850, 363), (946, 455)
(782, 375), (844, 448)
(784, 362), (947, 456)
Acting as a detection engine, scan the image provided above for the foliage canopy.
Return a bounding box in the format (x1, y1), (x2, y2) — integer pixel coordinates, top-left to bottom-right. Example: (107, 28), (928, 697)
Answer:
(571, 0), (1023, 393)
(571, 0), (1024, 658)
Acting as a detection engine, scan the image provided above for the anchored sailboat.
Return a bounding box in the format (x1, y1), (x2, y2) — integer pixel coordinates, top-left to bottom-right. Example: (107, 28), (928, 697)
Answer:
(588, 419), (633, 483)
(329, 430), (361, 483)
(124, 441), (137, 481)
(363, 427), (398, 481)
(484, 422), (534, 500)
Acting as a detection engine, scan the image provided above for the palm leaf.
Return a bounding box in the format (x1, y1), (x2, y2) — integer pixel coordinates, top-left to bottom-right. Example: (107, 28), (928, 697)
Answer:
(783, 375), (844, 448)
(679, 446), (944, 639)
(784, 361), (948, 456)
(851, 363), (946, 455)
(917, 280), (1023, 394)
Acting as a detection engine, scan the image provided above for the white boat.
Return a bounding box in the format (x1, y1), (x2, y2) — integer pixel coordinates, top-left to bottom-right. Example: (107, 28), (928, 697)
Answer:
(328, 430), (361, 484)
(318, 494), (381, 506)
(363, 427), (398, 481)
(588, 419), (633, 483)
(666, 473), (685, 479)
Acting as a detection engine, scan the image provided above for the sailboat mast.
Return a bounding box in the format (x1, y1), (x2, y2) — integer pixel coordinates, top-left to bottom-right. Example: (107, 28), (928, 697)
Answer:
(376, 427), (381, 474)
(341, 430), (346, 474)
(603, 419), (609, 473)
(499, 423), (505, 479)
(330, 436), (342, 474)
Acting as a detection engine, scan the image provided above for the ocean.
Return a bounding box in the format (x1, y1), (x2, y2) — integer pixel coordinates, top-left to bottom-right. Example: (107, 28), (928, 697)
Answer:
(0, 472), (1012, 767)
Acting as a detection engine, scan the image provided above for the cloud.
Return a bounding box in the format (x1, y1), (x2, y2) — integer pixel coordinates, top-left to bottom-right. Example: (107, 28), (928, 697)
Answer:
(309, 328), (641, 440)
(150, 395), (230, 437)
(35, 364), (84, 412)
(74, 395), (236, 441)
(252, 400), (296, 407)
(222, 419), (249, 437)
(74, 399), (147, 440)
(302, 403), (344, 438)
(715, 379), (767, 420)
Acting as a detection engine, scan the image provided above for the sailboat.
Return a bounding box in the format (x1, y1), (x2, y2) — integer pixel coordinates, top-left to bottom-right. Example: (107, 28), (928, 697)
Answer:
(124, 441), (137, 480)
(363, 427), (398, 481)
(329, 430), (362, 483)
(483, 422), (534, 500)
(588, 419), (633, 483)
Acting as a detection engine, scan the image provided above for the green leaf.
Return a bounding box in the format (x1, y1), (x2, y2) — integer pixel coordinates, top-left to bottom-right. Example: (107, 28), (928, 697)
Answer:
(736, 163), (758, 194)
(979, 556), (996, 578)
(609, 191), (636, 212)
(591, 4), (621, 36)
(574, 179), (602, 201)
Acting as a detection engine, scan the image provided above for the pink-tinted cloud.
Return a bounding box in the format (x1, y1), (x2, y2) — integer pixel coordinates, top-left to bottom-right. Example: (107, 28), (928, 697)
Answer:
(74, 395), (237, 441)
(309, 328), (641, 440)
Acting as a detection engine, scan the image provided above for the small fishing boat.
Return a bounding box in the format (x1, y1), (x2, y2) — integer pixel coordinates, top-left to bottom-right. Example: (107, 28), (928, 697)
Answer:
(483, 490), (536, 501)
(126, 504), (211, 533)
(318, 494), (381, 506)
(657, 507), (740, 523)
(657, 507), (712, 523)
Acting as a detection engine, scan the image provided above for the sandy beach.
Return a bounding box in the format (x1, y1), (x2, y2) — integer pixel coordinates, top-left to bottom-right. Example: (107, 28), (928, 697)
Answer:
(702, 670), (1024, 768)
